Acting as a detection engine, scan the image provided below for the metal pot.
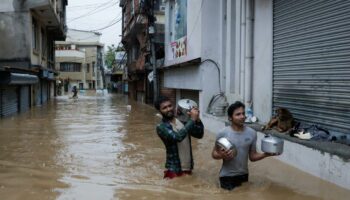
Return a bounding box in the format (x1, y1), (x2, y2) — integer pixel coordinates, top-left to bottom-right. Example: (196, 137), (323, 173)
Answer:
(216, 137), (237, 157)
(177, 99), (198, 121)
(261, 135), (284, 154)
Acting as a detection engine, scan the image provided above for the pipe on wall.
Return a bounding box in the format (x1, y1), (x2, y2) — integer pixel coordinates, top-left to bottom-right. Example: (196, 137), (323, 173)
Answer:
(244, 0), (254, 105)
(239, 0), (246, 98)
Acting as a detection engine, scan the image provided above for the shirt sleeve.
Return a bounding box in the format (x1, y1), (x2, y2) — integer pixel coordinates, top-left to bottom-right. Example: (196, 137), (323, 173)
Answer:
(156, 120), (195, 142)
(216, 128), (226, 140)
(250, 131), (257, 152)
(189, 120), (204, 139)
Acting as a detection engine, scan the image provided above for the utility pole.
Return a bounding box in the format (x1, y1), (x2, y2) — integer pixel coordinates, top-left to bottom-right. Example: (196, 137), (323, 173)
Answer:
(148, 0), (158, 103)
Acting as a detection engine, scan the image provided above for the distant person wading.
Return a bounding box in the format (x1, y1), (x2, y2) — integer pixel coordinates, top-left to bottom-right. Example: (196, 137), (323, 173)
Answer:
(72, 86), (78, 98)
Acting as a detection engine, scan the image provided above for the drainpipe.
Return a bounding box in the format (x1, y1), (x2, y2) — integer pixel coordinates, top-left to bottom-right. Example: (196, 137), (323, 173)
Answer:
(244, 0), (254, 105)
(240, 0), (246, 97)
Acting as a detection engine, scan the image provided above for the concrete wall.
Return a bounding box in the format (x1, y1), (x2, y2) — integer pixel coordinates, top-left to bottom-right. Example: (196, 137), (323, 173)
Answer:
(0, 0), (54, 11)
(164, 0), (223, 114)
(56, 50), (85, 58)
(83, 46), (98, 81)
(164, 0), (202, 66)
(223, 0), (236, 100)
(59, 71), (84, 81)
(67, 29), (101, 43)
(164, 65), (201, 90)
(201, 0), (350, 191)
(198, 0), (223, 115)
(0, 10), (31, 65)
(256, 132), (350, 191)
(202, 113), (350, 191)
(252, 0), (273, 123)
(0, 0), (63, 69)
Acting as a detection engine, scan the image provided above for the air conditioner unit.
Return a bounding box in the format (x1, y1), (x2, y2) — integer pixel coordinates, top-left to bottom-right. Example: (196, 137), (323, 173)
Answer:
(160, 6), (166, 11)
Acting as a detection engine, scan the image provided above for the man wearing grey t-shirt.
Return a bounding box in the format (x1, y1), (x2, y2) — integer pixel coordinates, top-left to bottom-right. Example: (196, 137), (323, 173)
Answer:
(212, 101), (277, 190)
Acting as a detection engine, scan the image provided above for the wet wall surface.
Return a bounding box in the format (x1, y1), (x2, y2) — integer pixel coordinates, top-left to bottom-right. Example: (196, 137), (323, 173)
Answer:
(0, 94), (349, 200)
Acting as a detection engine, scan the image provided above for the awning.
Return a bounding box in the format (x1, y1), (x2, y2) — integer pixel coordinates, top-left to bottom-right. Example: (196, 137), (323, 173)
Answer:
(40, 69), (56, 80)
(0, 72), (39, 85)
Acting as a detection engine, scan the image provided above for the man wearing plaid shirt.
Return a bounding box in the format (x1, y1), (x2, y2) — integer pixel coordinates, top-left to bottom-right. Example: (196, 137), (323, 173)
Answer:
(154, 96), (204, 179)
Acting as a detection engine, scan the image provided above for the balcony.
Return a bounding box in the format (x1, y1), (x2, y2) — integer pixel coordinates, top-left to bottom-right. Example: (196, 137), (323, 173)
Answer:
(122, 13), (148, 44)
(55, 50), (85, 59)
(121, 0), (151, 44)
(29, 0), (67, 40)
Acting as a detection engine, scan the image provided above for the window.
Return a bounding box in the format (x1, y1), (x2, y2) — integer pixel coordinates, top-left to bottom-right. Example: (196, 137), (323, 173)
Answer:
(174, 0), (187, 40)
(92, 62), (95, 73)
(32, 18), (39, 50)
(60, 63), (82, 72)
(86, 63), (90, 73)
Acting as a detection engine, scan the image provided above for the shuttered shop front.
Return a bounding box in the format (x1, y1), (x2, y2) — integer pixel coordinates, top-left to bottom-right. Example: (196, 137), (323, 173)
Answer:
(20, 86), (30, 113)
(0, 86), (18, 117)
(273, 0), (350, 134)
(36, 81), (42, 106)
(42, 80), (48, 104)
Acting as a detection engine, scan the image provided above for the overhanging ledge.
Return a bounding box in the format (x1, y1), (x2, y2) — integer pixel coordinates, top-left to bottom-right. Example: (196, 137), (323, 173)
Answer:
(0, 72), (39, 85)
(248, 123), (350, 160)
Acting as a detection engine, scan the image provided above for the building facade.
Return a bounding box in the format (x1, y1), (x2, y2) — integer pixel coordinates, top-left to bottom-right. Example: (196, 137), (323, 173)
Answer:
(55, 29), (104, 94)
(162, 0), (350, 190)
(0, 0), (68, 117)
(120, 0), (165, 103)
(109, 51), (127, 93)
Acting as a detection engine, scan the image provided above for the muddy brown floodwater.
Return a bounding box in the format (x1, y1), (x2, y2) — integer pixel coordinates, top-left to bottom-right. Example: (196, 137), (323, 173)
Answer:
(0, 94), (349, 200)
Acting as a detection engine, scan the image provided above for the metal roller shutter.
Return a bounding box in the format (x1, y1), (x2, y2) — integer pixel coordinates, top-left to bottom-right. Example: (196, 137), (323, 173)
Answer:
(1, 86), (18, 117)
(36, 81), (42, 106)
(273, 0), (350, 134)
(42, 80), (48, 104)
(20, 86), (30, 113)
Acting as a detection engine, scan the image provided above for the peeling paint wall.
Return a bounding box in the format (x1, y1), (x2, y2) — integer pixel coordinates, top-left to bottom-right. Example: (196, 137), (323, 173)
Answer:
(0, 9), (31, 66)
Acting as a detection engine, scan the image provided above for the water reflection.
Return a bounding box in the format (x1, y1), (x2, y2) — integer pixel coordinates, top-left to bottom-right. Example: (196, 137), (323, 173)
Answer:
(0, 93), (349, 200)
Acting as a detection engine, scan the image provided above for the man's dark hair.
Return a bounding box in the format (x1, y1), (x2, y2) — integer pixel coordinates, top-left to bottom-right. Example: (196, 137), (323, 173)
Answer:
(154, 96), (171, 111)
(227, 101), (245, 117)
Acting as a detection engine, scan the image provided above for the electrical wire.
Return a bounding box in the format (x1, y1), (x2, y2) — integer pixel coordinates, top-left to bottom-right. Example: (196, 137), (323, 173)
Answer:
(200, 59), (222, 93)
(67, 1), (116, 9)
(68, 0), (119, 22)
(88, 18), (122, 32)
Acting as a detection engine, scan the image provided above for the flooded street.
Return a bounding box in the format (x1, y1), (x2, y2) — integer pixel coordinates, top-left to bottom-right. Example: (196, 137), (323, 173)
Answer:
(0, 94), (349, 200)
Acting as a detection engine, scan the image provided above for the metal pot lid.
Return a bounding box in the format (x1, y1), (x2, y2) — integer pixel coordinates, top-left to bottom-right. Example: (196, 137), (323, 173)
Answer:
(178, 99), (197, 110)
(263, 135), (283, 143)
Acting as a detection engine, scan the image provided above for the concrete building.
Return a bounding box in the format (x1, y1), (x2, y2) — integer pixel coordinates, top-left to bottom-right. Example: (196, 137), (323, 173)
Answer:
(109, 51), (127, 93)
(55, 29), (104, 94)
(120, 0), (165, 103)
(0, 0), (68, 117)
(162, 0), (350, 191)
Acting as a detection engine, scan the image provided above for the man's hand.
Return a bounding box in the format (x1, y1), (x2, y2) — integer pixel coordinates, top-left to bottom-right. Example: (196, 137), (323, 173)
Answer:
(188, 107), (200, 121)
(216, 148), (235, 160)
